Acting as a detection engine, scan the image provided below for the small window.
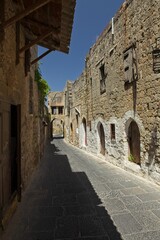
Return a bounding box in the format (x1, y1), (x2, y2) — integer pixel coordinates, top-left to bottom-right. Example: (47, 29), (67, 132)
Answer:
(52, 106), (56, 115)
(123, 44), (138, 83)
(99, 64), (106, 94)
(123, 48), (133, 83)
(111, 124), (116, 141)
(58, 107), (63, 115)
(153, 49), (160, 73)
(152, 37), (160, 73)
(100, 64), (105, 79)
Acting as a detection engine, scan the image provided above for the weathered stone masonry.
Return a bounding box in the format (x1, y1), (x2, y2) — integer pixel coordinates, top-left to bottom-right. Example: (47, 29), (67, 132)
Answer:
(65, 0), (160, 184)
(0, 0), (47, 227)
(0, 0), (76, 230)
(48, 91), (65, 137)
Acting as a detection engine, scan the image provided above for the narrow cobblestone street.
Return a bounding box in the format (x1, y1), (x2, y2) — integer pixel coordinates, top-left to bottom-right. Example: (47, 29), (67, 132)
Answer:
(2, 138), (160, 240)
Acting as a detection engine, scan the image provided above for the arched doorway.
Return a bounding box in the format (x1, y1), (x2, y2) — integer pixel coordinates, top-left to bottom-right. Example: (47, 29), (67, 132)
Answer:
(82, 118), (87, 146)
(98, 122), (105, 156)
(70, 123), (73, 142)
(128, 120), (141, 165)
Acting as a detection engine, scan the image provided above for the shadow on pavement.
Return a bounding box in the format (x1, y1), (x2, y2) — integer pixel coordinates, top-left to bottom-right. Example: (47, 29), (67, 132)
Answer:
(49, 141), (122, 240)
(2, 141), (122, 240)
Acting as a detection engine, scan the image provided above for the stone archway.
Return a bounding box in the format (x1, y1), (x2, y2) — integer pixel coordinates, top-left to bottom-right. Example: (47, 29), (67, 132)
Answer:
(82, 118), (87, 146)
(127, 120), (141, 165)
(51, 118), (64, 138)
(97, 122), (105, 156)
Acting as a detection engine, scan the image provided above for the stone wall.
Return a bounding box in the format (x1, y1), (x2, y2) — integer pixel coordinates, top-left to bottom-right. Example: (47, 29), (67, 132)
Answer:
(63, 81), (73, 141)
(0, 0), (46, 226)
(65, 0), (160, 184)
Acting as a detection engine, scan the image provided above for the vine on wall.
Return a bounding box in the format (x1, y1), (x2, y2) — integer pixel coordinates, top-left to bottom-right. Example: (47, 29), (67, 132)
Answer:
(35, 67), (51, 106)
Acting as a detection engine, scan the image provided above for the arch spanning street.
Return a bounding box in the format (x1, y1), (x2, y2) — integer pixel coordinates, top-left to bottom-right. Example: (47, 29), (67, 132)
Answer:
(51, 118), (64, 138)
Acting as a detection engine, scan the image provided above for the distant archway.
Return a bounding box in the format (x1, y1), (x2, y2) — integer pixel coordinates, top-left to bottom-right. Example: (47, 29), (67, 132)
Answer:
(97, 122), (105, 155)
(127, 120), (141, 165)
(82, 118), (87, 146)
(51, 118), (64, 138)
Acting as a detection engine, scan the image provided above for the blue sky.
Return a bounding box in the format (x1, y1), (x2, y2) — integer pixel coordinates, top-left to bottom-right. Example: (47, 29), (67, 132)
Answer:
(38, 0), (124, 91)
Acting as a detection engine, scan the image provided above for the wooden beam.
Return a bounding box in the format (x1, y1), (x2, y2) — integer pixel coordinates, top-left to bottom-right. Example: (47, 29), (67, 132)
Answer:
(16, 21), (20, 64)
(0, 0), (5, 41)
(2, 0), (51, 29)
(17, 0), (25, 9)
(31, 49), (53, 65)
(21, 18), (60, 34)
(22, 18), (49, 29)
(19, 29), (52, 54)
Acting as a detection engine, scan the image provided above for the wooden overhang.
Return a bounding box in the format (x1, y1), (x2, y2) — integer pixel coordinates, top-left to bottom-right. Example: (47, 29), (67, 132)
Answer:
(3, 0), (76, 62)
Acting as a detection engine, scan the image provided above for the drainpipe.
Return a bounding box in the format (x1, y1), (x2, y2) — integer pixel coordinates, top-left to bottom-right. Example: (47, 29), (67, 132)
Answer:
(112, 17), (114, 44)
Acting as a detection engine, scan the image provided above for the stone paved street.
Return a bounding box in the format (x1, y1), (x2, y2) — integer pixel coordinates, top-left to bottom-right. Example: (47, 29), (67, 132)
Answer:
(2, 138), (160, 240)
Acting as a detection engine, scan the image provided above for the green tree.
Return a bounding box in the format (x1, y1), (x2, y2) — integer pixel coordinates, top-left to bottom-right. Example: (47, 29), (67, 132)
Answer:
(35, 67), (50, 105)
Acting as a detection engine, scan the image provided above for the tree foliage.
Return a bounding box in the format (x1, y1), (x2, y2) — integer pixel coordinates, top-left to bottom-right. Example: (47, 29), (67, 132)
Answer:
(35, 67), (50, 105)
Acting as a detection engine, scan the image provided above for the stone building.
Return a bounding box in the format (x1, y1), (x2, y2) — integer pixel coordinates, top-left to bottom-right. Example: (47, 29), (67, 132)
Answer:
(64, 0), (160, 184)
(0, 0), (76, 228)
(64, 80), (74, 141)
(48, 91), (65, 137)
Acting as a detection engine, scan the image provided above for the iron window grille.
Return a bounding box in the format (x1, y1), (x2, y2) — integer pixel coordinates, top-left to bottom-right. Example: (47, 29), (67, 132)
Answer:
(152, 38), (160, 73)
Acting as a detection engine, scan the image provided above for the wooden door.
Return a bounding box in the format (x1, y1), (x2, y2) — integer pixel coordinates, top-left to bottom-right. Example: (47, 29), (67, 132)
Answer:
(10, 105), (21, 201)
(128, 121), (141, 165)
(0, 101), (10, 224)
